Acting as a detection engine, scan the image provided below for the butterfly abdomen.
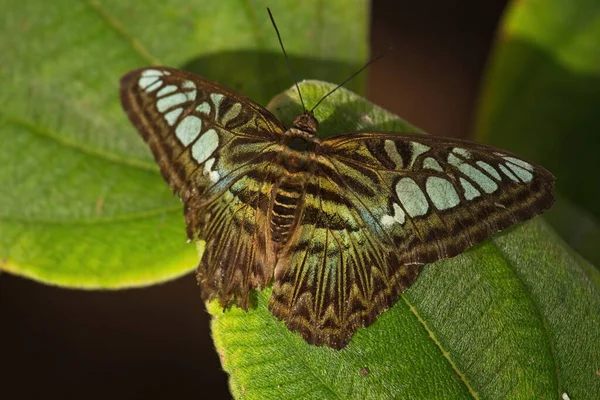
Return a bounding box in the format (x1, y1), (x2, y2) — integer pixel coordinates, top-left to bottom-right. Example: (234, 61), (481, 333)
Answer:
(270, 177), (306, 247)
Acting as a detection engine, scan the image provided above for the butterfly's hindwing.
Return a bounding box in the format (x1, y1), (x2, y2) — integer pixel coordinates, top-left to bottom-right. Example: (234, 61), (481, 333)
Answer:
(269, 171), (421, 348)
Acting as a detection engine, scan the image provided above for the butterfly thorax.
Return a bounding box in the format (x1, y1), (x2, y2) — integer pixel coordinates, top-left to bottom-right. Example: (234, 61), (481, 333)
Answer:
(280, 112), (321, 170)
(270, 113), (321, 249)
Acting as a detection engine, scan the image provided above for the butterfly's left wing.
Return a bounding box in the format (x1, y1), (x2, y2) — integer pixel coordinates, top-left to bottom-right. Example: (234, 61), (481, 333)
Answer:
(270, 132), (554, 348)
(120, 67), (285, 309)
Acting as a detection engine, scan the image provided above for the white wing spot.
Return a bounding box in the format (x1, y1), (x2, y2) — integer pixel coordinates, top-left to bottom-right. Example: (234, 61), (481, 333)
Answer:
(192, 129), (219, 164)
(164, 107), (183, 126)
(452, 148), (472, 159)
(210, 93), (225, 118)
(185, 91), (196, 102)
(426, 177), (460, 210)
(448, 153), (498, 194)
(182, 80), (196, 90)
(144, 80), (163, 92)
(138, 76), (160, 90)
(503, 156), (533, 171)
(409, 142), (431, 167)
(384, 140), (404, 167)
(423, 157), (443, 172)
(221, 103), (242, 126)
(476, 161), (501, 180)
(459, 178), (481, 200)
(157, 85), (177, 97)
(203, 158), (220, 183)
(209, 170), (220, 183)
(396, 178), (429, 217)
(157, 93), (188, 112)
(203, 158), (215, 173)
(141, 69), (164, 77)
(175, 115), (202, 146)
(381, 215), (396, 227)
(499, 164), (518, 182)
(196, 102), (210, 115)
(381, 203), (406, 227)
(392, 203), (406, 224)
(506, 162), (533, 183)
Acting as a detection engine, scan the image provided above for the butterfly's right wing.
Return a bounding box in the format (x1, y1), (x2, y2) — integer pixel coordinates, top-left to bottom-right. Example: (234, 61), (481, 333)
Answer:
(269, 132), (554, 348)
(120, 67), (284, 308)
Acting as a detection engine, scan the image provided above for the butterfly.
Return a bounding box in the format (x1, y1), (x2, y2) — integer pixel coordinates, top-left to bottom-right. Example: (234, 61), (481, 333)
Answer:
(120, 67), (554, 349)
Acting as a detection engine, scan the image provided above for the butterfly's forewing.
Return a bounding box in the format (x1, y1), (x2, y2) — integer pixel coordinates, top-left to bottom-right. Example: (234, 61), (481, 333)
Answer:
(120, 67), (285, 308)
(270, 132), (554, 348)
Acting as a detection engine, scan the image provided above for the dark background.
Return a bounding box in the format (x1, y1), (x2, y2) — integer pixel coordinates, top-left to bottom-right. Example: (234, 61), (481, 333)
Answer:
(1, 1), (508, 398)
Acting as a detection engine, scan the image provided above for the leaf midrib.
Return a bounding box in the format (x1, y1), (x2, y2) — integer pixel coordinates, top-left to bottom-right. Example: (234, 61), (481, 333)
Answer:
(85, 0), (162, 66)
(3, 115), (158, 172)
(489, 233), (562, 397)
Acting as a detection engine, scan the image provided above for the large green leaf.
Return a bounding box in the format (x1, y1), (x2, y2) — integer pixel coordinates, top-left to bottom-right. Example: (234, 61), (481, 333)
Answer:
(475, 0), (600, 265)
(0, 0), (367, 287)
(211, 81), (600, 399)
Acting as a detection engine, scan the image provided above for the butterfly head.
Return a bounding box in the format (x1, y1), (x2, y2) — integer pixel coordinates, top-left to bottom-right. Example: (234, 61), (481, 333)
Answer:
(283, 112), (321, 155)
(291, 112), (318, 136)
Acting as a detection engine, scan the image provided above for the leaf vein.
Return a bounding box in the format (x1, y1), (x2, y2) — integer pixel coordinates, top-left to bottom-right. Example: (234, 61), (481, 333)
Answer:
(402, 294), (480, 399)
(3, 115), (159, 172)
(489, 237), (562, 396)
(85, 0), (162, 65)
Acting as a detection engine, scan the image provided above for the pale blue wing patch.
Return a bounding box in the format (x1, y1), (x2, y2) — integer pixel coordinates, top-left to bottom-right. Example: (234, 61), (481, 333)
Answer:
(447, 153), (498, 194)
(191, 128), (219, 165)
(452, 147), (472, 159)
(425, 177), (460, 210)
(499, 164), (519, 182)
(459, 178), (481, 200)
(196, 102), (211, 115)
(380, 203), (406, 227)
(423, 157), (443, 172)
(476, 161), (502, 181)
(138, 69), (170, 92)
(505, 159), (533, 183)
(384, 140), (404, 167)
(396, 177), (429, 217)
(221, 102), (242, 126)
(210, 93), (225, 119)
(175, 115), (202, 146)
(164, 108), (184, 126)
(157, 85), (177, 97)
(409, 142), (431, 167)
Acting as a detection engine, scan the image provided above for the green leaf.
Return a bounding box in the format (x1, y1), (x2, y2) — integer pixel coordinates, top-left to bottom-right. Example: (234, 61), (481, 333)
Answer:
(475, 0), (600, 264)
(0, 0), (367, 287)
(210, 81), (600, 399)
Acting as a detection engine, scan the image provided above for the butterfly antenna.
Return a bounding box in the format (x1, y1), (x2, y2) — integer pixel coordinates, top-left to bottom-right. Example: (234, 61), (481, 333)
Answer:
(308, 48), (392, 114)
(267, 8), (306, 112)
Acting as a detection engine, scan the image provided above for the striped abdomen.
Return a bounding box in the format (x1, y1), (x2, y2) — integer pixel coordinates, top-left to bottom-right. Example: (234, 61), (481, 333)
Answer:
(270, 177), (305, 247)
